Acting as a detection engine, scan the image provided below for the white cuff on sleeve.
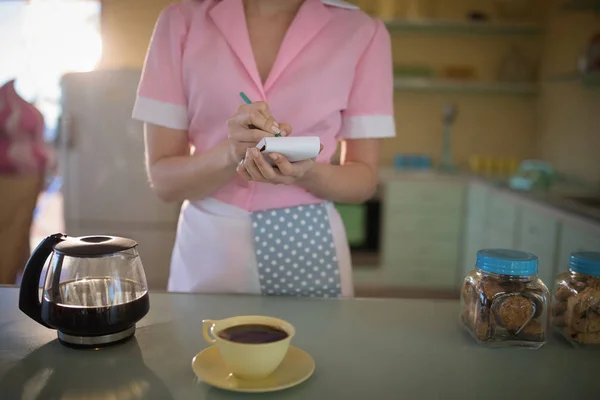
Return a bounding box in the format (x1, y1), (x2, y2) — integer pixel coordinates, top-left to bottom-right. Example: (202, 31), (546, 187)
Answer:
(339, 115), (396, 139)
(132, 96), (189, 130)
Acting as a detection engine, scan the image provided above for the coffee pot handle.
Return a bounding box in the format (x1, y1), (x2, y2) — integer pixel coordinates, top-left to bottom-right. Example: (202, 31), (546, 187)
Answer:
(19, 233), (66, 328)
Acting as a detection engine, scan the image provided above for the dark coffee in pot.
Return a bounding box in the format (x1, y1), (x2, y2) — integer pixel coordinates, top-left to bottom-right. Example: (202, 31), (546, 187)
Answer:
(41, 277), (149, 338)
(218, 324), (288, 344)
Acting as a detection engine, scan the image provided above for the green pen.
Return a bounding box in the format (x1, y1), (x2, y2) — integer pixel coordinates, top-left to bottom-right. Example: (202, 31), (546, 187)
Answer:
(239, 92), (281, 137)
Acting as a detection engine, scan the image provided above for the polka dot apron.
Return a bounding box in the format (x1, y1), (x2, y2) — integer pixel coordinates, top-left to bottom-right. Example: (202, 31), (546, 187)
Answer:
(251, 204), (342, 298)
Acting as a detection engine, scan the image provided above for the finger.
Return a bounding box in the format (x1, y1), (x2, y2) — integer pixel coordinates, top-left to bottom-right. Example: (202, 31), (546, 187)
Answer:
(264, 115), (282, 136)
(233, 128), (275, 144)
(232, 142), (257, 161)
(244, 150), (266, 181)
(232, 104), (269, 129)
(245, 106), (280, 135)
(251, 101), (272, 116)
(250, 102), (283, 135)
(319, 144), (324, 154)
(234, 143), (252, 159)
(270, 153), (297, 177)
(278, 122), (292, 137)
(237, 101), (272, 118)
(246, 108), (269, 131)
(253, 148), (280, 181)
(236, 161), (252, 181)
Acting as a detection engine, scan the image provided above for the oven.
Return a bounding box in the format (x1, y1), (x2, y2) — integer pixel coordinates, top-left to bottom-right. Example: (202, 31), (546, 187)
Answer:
(334, 188), (382, 267)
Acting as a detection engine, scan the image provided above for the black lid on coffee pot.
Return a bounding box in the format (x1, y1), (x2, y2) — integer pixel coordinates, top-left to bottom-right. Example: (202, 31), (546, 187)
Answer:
(54, 235), (137, 258)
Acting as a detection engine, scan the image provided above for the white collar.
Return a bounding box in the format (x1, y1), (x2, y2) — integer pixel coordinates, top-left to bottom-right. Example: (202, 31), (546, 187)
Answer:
(321, 0), (359, 10)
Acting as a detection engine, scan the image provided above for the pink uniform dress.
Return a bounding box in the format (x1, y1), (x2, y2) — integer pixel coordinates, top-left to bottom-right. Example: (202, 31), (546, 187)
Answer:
(132, 0), (395, 297)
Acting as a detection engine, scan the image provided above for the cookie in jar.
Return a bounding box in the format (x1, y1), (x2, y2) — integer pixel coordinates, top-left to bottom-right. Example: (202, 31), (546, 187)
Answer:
(552, 252), (600, 346)
(460, 249), (551, 348)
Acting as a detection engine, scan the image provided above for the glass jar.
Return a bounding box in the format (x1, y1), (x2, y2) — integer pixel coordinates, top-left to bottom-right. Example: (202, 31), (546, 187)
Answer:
(460, 249), (551, 348)
(552, 252), (600, 346)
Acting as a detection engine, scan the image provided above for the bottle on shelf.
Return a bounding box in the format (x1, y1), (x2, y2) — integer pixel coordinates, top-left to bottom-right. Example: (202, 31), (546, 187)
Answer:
(468, 155), (521, 178)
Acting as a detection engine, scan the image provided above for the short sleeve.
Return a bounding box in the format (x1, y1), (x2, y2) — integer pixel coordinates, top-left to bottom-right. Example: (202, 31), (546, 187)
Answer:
(132, 4), (189, 130)
(339, 21), (396, 140)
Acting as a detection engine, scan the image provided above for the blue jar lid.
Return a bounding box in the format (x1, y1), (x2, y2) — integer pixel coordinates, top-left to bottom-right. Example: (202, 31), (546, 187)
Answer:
(569, 252), (600, 277)
(476, 249), (538, 276)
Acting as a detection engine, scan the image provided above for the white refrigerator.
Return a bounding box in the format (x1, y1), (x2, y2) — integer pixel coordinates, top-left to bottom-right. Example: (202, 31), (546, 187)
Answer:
(59, 69), (180, 290)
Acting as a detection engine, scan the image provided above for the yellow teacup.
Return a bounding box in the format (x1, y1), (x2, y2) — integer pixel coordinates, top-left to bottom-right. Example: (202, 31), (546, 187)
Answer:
(202, 315), (295, 380)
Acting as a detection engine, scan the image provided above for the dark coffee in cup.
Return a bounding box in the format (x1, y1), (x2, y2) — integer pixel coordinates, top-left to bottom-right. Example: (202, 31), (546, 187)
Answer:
(218, 324), (288, 344)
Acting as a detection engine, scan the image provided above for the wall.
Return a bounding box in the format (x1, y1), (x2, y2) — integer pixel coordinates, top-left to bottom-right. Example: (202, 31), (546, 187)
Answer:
(100, 0), (172, 69)
(538, 0), (600, 188)
(98, 0), (543, 168)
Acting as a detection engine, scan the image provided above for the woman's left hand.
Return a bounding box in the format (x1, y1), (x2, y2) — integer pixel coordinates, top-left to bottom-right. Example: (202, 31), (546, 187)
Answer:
(237, 144), (323, 185)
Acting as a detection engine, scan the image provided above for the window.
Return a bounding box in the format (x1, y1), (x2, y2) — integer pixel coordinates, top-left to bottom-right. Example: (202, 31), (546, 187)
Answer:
(0, 0), (102, 141)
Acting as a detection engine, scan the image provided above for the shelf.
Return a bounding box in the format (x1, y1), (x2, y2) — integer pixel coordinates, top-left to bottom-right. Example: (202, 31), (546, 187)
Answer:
(562, 0), (600, 13)
(394, 78), (539, 95)
(546, 71), (600, 88)
(384, 19), (542, 36)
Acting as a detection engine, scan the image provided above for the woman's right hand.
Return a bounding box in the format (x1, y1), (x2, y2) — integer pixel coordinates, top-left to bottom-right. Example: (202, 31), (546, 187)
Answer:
(226, 101), (287, 164)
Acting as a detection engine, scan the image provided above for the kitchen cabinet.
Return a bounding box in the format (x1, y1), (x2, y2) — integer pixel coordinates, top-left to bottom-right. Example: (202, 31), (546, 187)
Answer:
(462, 187), (521, 274)
(461, 183), (490, 278)
(556, 222), (600, 273)
(390, 259), (459, 289)
(385, 181), (464, 211)
(461, 187), (599, 289)
(483, 192), (520, 249)
(462, 186), (600, 290)
(515, 204), (560, 288)
(382, 180), (466, 290)
(371, 173), (600, 295)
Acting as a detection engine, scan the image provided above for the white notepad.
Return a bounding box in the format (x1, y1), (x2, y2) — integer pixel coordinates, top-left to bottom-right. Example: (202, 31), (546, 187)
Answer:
(256, 136), (321, 165)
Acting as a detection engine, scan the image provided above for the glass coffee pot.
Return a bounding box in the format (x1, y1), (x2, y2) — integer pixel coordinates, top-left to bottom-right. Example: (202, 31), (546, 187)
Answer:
(19, 233), (150, 348)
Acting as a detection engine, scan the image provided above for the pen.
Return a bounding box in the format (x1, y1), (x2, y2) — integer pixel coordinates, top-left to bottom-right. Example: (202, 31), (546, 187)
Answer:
(239, 92), (281, 137)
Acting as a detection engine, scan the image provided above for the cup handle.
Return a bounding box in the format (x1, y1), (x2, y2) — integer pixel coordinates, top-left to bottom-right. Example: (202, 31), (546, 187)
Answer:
(202, 320), (217, 344)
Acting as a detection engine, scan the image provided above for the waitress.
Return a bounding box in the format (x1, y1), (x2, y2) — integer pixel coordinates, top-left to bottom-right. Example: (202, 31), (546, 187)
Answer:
(132, 0), (395, 298)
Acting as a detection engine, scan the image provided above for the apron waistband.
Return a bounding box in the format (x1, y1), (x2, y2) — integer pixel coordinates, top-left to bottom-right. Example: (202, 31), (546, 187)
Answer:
(188, 197), (249, 218)
(189, 197), (332, 218)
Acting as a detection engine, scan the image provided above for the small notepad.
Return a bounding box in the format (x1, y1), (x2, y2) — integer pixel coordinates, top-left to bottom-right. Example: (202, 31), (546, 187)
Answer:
(256, 137), (321, 165)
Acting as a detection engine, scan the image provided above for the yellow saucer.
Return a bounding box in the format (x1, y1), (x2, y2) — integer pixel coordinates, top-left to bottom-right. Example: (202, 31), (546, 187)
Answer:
(192, 345), (315, 393)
